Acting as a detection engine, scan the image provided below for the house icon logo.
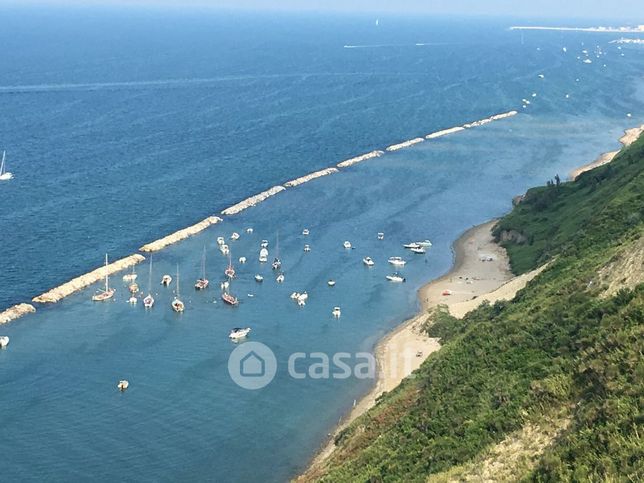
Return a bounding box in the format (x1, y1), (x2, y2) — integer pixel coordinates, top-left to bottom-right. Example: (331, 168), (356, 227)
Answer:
(228, 341), (277, 390)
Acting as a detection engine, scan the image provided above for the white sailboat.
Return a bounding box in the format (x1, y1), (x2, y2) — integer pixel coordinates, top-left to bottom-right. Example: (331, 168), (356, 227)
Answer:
(171, 265), (185, 312)
(143, 257), (155, 309)
(92, 254), (116, 301)
(195, 246), (209, 290)
(0, 151), (14, 181)
(272, 231), (282, 270)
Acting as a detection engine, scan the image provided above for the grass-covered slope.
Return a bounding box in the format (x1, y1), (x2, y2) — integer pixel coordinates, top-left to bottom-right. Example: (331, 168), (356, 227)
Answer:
(305, 137), (644, 482)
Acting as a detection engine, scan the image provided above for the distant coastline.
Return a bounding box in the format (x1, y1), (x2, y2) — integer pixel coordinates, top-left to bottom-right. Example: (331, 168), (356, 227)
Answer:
(510, 25), (644, 33)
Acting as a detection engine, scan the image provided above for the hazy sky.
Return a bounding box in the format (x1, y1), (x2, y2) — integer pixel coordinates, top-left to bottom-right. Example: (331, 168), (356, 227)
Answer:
(3, 0), (644, 20)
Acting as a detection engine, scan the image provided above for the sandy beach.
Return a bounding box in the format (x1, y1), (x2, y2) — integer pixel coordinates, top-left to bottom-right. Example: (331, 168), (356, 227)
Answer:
(300, 220), (543, 478)
(570, 124), (644, 180)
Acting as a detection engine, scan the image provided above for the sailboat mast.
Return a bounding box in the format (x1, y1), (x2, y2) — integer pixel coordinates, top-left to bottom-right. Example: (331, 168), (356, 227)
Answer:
(104, 254), (109, 291)
(202, 246), (206, 279)
(148, 256), (153, 293)
(0, 151), (5, 175)
(176, 265), (180, 298)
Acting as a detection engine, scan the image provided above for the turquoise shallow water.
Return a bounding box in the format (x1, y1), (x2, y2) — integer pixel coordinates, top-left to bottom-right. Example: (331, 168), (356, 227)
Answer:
(0, 7), (643, 482)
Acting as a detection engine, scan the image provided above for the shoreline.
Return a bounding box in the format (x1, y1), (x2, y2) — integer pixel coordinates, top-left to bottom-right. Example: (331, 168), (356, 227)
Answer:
(300, 220), (518, 479)
(570, 124), (644, 180)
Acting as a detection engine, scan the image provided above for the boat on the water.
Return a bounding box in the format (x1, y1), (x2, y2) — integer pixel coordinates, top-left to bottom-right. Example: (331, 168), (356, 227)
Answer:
(303, 244), (311, 252)
(343, 241), (352, 249)
(255, 274), (264, 283)
(230, 232), (240, 240)
(229, 327), (251, 340)
(272, 232), (282, 270)
(411, 246), (426, 254)
(171, 266), (185, 312)
(216, 236), (225, 246)
(259, 247), (269, 263)
(327, 280), (336, 287)
(377, 232), (385, 240)
(302, 228), (310, 236)
(363, 256), (375, 266)
(122, 266), (137, 282)
(0, 151), (14, 181)
(386, 274), (406, 283)
(117, 380), (129, 391)
(260, 240), (269, 248)
(239, 256), (247, 264)
(161, 274), (172, 286)
(332, 306), (341, 318)
(128, 295), (138, 304)
(276, 273), (285, 283)
(143, 258), (154, 308)
(246, 227), (253, 234)
(416, 240), (432, 247)
(0, 336), (9, 348)
(92, 254), (116, 301)
(388, 256), (406, 266)
(195, 246), (209, 290)
(403, 242), (422, 249)
(222, 291), (239, 306)
(220, 244), (230, 256)
(128, 282), (139, 293)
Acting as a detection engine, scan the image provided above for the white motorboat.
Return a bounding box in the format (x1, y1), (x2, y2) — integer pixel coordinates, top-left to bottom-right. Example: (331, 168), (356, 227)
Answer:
(246, 227), (254, 234)
(386, 274), (406, 283)
(302, 228), (310, 236)
(388, 257), (406, 266)
(377, 232), (384, 240)
(171, 266), (185, 312)
(220, 280), (230, 291)
(332, 307), (341, 318)
(161, 274), (172, 286)
(327, 280), (336, 287)
(229, 327), (251, 340)
(230, 232), (240, 240)
(411, 246), (426, 254)
(303, 244), (311, 252)
(92, 254), (116, 302)
(220, 244), (230, 256)
(260, 240), (269, 248)
(255, 274), (264, 283)
(0, 151), (14, 181)
(403, 242), (422, 249)
(224, 253), (236, 279)
(417, 240), (432, 247)
(276, 273), (285, 283)
(143, 258), (154, 308)
(0, 336), (9, 348)
(239, 257), (247, 264)
(117, 380), (129, 391)
(343, 241), (352, 249)
(128, 296), (138, 304)
(195, 246), (209, 290)
(122, 268), (137, 282)
(363, 257), (375, 266)
(216, 236), (225, 246)
(259, 247), (269, 263)
(290, 292), (300, 300)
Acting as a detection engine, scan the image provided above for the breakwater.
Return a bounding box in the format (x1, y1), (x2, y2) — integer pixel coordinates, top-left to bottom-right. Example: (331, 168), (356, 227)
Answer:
(426, 126), (466, 139)
(33, 254), (145, 304)
(0, 303), (36, 325)
(385, 137), (425, 152)
(336, 150), (384, 168)
(140, 216), (222, 252)
(221, 186), (286, 215)
(284, 168), (339, 187)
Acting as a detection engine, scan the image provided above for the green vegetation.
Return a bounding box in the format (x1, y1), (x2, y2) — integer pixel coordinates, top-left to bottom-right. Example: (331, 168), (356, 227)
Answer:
(306, 137), (644, 482)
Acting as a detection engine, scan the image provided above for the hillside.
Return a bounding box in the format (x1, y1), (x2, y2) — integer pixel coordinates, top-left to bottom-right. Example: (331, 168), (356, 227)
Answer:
(302, 135), (644, 482)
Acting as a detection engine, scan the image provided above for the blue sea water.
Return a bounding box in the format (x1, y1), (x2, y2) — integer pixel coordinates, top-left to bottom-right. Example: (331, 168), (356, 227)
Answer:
(0, 6), (643, 482)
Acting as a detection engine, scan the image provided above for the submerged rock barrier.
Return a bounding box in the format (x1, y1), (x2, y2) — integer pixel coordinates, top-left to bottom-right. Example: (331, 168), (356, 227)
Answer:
(33, 254), (145, 304)
(221, 186), (286, 216)
(336, 150), (384, 168)
(284, 167), (339, 187)
(140, 216), (222, 252)
(0, 303), (36, 325)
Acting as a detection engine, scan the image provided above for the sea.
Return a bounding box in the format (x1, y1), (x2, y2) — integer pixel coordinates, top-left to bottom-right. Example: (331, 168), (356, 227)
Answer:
(0, 6), (642, 482)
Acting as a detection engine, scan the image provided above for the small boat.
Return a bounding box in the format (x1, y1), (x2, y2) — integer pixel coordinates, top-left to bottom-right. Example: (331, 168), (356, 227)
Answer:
(343, 241), (352, 249)
(332, 307), (341, 318)
(128, 296), (138, 304)
(92, 254), (116, 302)
(229, 327), (251, 340)
(386, 274), (406, 283)
(195, 246), (209, 290)
(363, 257), (375, 266)
(411, 246), (426, 254)
(224, 253), (236, 279)
(276, 273), (285, 283)
(220, 280), (230, 291)
(0, 336), (9, 348)
(222, 291), (239, 306)
(143, 257), (154, 308)
(216, 236), (225, 246)
(171, 266), (185, 313)
(272, 231), (282, 270)
(290, 291), (300, 300)
(416, 240), (432, 247)
(239, 257), (247, 264)
(230, 232), (240, 240)
(161, 274), (172, 286)
(122, 267), (137, 282)
(117, 380), (129, 391)
(259, 247), (269, 263)
(583, 58), (592, 64)
(327, 280), (336, 287)
(246, 227), (254, 234)
(388, 257), (406, 266)
(377, 232), (384, 240)
(220, 244), (230, 256)
(272, 258), (282, 270)
(538, 74), (545, 78)
(403, 242), (422, 249)
(255, 274), (264, 283)
(260, 240), (269, 248)
(128, 282), (139, 294)
(302, 228), (310, 236)
(0, 151), (14, 181)
(303, 244), (311, 252)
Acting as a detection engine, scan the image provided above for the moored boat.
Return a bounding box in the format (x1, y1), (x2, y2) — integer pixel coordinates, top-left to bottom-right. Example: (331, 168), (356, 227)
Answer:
(411, 246), (426, 254)
(302, 228), (310, 236)
(143, 257), (154, 308)
(0, 151), (14, 181)
(303, 244), (311, 252)
(229, 327), (251, 340)
(195, 246), (209, 290)
(117, 380), (129, 391)
(0, 336), (9, 348)
(327, 279), (336, 287)
(161, 274), (172, 286)
(259, 247), (269, 263)
(377, 232), (385, 240)
(332, 306), (341, 318)
(363, 256), (375, 266)
(255, 274), (264, 283)
(171, 266), (185, 312)
(276, 273), (285, 283)
(343, 241), (352, 249)
(230, 232), (240, 240)
(222, 291), (239, 306)
(388, 256), (406, 266)
(386, 274), (406, 283)
(92, 254), (116, 302)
